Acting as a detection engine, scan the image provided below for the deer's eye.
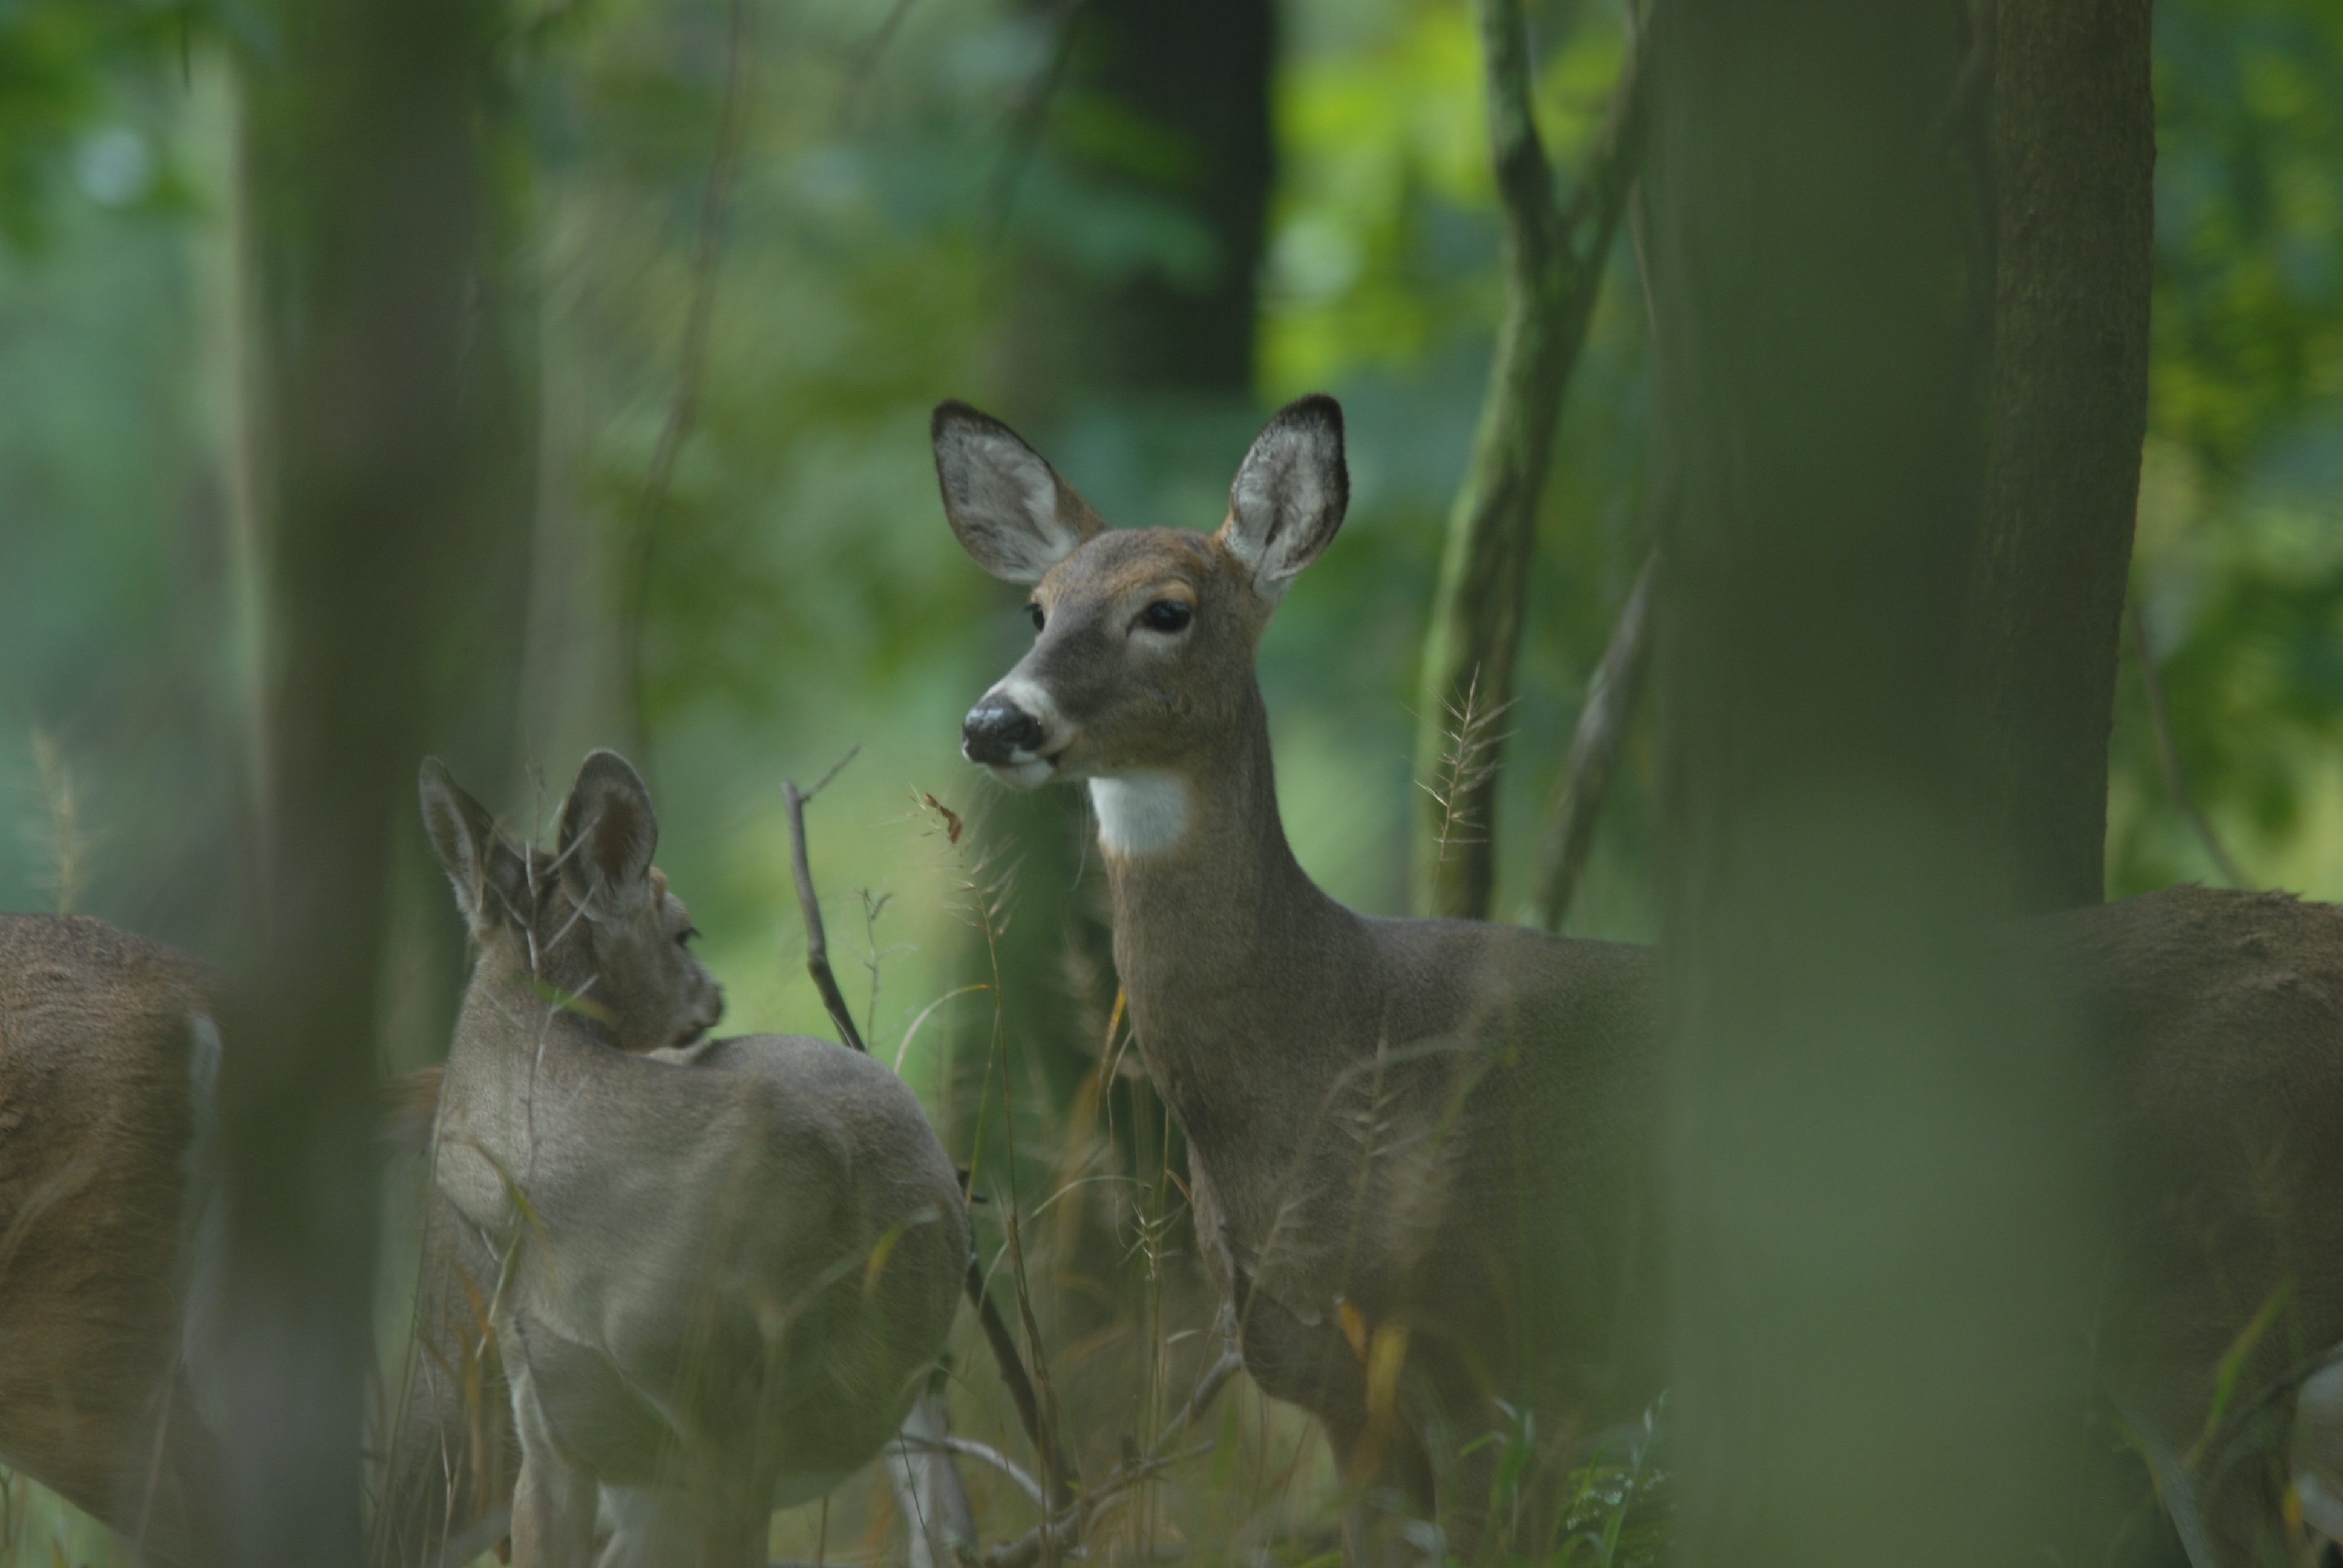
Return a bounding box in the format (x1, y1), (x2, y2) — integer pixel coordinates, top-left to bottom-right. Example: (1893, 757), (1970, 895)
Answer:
(1141, 600), (1193, 633)
(1027, 603), (1046, 633)
(677, 926), (701, 948)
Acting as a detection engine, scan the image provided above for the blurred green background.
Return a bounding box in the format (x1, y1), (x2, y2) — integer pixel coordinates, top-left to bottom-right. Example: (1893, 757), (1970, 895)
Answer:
(1, 0), (2340, 1559)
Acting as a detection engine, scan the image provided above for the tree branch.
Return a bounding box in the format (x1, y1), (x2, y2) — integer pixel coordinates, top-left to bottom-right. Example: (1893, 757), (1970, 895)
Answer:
(784, 748), (867, 1051)
(978, 1346), (1245, 1568)
(1411, 1), (1648, 919)
(1531, 551), (1654, 932)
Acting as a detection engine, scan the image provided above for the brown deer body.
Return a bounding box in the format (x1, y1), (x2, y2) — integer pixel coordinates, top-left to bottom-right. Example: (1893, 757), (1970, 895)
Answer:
(936, 394), (2343, 1566)
(0, 915), (228, 1566)
(418, 751), (971, 1567)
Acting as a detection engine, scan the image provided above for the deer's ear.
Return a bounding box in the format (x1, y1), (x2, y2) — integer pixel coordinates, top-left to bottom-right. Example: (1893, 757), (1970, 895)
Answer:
(420, 757), (527, 935)
(932, 401), (1105, 584)
(1219, 394), (1348, 606)
(558, 750), (658, 920)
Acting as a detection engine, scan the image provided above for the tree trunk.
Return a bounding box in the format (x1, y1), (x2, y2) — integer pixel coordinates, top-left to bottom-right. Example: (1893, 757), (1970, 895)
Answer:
(1009, 0), (1276, 400)
(1962, 0), (2154, 915)
(219, 0), (493, 1559)
(1646, 4), (2102, 1563)
(1411, 0), (1642, 920)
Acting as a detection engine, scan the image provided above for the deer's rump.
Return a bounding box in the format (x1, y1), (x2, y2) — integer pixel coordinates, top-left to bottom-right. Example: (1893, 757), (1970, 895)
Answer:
(443, 1031), (969, 1511)
(0, 914), (226, 1564)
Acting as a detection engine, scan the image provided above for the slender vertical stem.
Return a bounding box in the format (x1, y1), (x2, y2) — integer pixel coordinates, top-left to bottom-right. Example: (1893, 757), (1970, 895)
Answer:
(1531, 552), (1654, 932)
(1412, 0), (1647, 918)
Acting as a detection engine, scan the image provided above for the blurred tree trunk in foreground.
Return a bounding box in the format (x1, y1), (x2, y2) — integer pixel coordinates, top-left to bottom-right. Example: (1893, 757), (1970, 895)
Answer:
(1647, 4), (2103, 1564)
(1962, 0), (2154, 915)
(218, 0), (497, 1559)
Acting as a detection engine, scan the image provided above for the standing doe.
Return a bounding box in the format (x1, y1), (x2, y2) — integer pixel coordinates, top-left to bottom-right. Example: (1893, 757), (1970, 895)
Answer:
(936, 393), (2343, 1567)
(418, 750), (971, 1567)
(937, 394), (1663, 1555)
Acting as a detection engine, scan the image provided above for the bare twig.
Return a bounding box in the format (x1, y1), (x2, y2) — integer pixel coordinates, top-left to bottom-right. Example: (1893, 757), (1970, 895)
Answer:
(966, 1256), (1074, 1508)
(1005, 1212), (1072, 1534)
(836, 0), (920, 129)
(1532, 552), (1655, 931)
(791, 768), (1071, 1510)
(784, 747), (867, 1050)
(896, 1432), (1048, 1511)
(979, 0), (1089, 244)
(619, 0), (755, 755)
(2129, 601), (2249, 890)
(978, 1347), (1244, 1568)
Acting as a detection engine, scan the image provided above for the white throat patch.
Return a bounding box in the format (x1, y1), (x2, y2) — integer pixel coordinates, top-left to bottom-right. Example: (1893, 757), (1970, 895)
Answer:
(1089, 773), (1190, 858)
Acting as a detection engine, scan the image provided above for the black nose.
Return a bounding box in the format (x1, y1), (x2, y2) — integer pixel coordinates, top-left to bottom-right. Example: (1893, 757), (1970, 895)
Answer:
(963, 702), (1045, 765)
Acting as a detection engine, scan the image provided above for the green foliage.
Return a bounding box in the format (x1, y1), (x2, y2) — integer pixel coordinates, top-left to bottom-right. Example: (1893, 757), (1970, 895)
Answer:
(1, 0), (2341, 1558)
(2111, 0), (2343, 898)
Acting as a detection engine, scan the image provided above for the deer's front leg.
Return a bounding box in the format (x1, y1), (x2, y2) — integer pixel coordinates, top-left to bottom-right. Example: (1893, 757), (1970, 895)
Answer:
(506, 1357), (598, 1568)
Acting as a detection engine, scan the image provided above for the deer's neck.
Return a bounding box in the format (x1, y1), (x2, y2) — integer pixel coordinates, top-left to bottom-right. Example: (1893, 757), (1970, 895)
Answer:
(1090, 686), (1363, 1122)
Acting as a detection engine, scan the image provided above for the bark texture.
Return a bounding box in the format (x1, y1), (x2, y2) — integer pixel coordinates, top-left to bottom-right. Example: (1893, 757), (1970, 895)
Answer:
(1647, 3), (2102, 1563)
(1964, 0), (2154, 914)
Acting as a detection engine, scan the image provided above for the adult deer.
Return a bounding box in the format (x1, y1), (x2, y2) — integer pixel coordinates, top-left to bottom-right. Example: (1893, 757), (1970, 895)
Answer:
(937, 394), (1663, 1555)
(418, 750), (971, 1567)
(936, 394), (2343, 1567)
(0, 915), (229, 1566)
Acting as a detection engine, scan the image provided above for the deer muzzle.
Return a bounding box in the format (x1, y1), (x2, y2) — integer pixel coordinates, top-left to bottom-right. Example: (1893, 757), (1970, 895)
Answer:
(962, 699), (1047, 767)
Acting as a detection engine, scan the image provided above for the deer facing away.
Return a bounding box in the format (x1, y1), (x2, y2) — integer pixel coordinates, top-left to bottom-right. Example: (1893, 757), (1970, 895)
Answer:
(936, 393), (2343, 1566)
(0, 915), (229, 1566)
(417, 751), (971, 1567)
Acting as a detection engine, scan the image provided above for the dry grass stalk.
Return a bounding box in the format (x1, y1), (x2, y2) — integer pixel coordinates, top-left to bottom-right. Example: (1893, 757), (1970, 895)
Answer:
(1419, 667), (1515, 872)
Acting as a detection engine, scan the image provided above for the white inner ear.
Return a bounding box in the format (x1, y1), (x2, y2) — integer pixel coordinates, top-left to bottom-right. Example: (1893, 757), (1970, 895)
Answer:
(950, 430), (1080, 581)
(1228, 426), (1331, 601)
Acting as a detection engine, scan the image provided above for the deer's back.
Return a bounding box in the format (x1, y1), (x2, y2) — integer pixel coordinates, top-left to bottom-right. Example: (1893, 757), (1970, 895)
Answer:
(441, 1024), (968, 1505)
(0, 913), (224, 1559)
(2031, 888), (2343, 1413)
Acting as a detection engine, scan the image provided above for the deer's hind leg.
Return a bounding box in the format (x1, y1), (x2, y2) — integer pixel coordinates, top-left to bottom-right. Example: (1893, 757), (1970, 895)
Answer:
(506, 1358), (599, 1568)
(594, 1480), (768, 1568)
(2114, 1375), (2302, 1568)
(1330, 1408), (1437, 1568)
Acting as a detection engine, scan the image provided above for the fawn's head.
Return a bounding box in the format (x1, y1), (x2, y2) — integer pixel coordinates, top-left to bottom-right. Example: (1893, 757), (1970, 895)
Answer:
(419, 750), (724, 1053)
(937, 395), (1349, 811)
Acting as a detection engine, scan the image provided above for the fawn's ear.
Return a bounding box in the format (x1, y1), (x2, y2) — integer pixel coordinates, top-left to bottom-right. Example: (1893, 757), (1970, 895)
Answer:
(419, 757), (528, 936)
(932, 401), (1106, 584)
(1218, 394), (1348, 607)
(558, 750), (658, 921)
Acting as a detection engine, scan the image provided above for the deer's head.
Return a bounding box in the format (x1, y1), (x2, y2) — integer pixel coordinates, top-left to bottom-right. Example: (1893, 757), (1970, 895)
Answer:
(937, 396), (1348, 809)
(419, 750), (724, 1053)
